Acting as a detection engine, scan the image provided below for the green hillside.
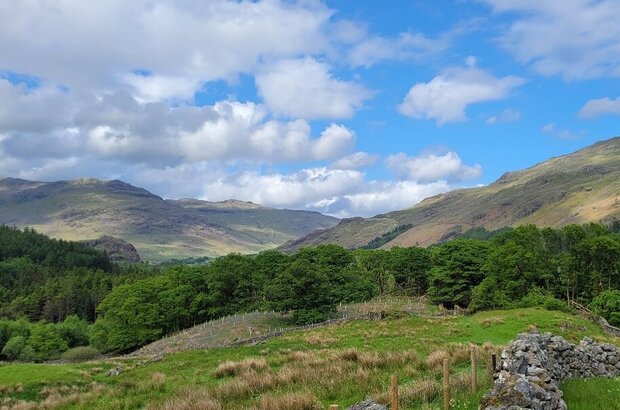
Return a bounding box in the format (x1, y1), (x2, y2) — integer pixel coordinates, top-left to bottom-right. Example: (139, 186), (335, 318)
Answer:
(0, 307), (616, 409)
(0, 178), (338, 262)
(281, 136), (620, 252)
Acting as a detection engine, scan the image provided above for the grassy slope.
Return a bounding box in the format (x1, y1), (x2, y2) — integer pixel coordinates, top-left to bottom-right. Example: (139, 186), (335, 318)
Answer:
(1, 308), (617, 409)
(0, 178), (338, 262)
(283, 137), (620, 252)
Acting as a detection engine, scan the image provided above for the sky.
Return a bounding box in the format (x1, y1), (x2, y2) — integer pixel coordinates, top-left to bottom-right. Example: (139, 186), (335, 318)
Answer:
(1, 0), (619, 218)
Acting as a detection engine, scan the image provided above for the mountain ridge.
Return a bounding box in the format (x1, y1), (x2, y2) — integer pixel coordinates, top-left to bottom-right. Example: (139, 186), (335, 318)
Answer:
(280, 136), (620, 252)
(0, 177), (338, 262)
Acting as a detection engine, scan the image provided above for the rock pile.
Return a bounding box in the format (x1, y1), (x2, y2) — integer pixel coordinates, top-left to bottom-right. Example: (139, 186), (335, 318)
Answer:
(480, 332), (620, 409)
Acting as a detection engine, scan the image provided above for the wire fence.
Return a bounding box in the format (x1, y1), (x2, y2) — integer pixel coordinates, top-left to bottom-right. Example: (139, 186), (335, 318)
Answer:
(129, 296), (466, 357)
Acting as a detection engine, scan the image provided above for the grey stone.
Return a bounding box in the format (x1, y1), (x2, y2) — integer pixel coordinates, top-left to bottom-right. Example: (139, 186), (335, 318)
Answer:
(347, 400), (387, 410)
(106, 367), (124, 376)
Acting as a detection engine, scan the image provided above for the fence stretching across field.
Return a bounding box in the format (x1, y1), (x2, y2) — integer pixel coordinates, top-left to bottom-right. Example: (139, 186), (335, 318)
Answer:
(128, 296), (457, 357)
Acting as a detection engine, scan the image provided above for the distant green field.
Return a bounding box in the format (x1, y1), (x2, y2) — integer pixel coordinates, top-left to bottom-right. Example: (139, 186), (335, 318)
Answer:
(0, 308), (617, 409)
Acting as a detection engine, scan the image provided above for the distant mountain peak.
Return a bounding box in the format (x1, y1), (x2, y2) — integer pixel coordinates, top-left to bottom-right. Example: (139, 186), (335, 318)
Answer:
(0, 177), (338, 262)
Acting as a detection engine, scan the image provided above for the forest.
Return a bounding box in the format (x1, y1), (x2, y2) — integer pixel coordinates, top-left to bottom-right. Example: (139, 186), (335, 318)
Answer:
(1, 222), (620, 360)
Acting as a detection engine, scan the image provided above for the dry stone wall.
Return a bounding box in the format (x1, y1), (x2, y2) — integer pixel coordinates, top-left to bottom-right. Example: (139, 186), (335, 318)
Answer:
(480, 332), (620, 410)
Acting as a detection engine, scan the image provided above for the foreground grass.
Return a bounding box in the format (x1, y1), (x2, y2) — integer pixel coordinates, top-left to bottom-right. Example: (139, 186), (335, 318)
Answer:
(0, 307), (617, 409)
(562, 377), (620, 410)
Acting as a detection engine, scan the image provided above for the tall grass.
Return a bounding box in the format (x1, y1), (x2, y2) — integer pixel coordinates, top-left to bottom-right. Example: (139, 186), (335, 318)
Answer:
(562, 377), (620, 410)
(0, 307), (616, 409)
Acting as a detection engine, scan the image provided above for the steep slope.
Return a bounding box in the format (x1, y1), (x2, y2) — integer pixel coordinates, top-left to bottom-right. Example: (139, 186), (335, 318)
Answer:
(0, 178), (338, 262)
(281, 137), (620, 252)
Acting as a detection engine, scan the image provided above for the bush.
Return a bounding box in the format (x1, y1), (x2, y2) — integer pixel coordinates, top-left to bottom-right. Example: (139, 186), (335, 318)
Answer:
(591, 290), (620, 326)
(60, 346), (100, 361)
(56, 315), (91, 347)
(518, 288), (569, 312)
(543, 297), (569, 312)
(27, 324), (69, 361)
(292, 309), (327, 325)
(1, 335), (27, 360)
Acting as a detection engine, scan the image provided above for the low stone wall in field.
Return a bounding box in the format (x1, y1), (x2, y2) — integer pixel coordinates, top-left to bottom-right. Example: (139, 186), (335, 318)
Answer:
(480, 332), (620, 410)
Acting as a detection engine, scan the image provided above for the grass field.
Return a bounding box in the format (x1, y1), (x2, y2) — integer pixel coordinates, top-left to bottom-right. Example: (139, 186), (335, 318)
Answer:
(0, 307), (617, 409)
(562, 377), (620, 410)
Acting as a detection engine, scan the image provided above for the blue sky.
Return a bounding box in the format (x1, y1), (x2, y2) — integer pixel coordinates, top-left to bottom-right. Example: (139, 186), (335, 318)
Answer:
(0, 0), (619, 217)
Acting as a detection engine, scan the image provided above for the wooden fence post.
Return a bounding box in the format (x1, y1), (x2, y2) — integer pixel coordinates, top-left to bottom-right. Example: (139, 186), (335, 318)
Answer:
(470, 346), (477, 393)
(492, 353), (497, 376)
(329, 405), (339, 410)
(443, 358), (450, 410)
(391, 374), (399, 410)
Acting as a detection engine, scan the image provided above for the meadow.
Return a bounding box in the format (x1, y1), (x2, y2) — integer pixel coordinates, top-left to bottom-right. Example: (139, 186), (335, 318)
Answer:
(1, 306), (617, 409)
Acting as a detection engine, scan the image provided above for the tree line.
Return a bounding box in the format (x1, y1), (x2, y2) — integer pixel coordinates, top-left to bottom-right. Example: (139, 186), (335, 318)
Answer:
(1, 222), (619, 358)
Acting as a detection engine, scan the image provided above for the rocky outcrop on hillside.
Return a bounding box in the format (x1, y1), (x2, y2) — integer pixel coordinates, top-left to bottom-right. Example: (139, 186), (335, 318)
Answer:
(480, 332), (620, 410)
(83, 235), (142, 263)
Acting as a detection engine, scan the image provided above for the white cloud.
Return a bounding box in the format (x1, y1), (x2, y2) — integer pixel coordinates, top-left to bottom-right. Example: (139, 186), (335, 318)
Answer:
(385, 151), (482, 183)
(0, 0), (333, 99)
(398, 61), (524, 125)
(122, 74), (202, 103)
(486, 108), (522, 124)
(255, 58), (371, 119)
(484, 0), (620, 79)
(330, 152), (378, 170)
(541, 123), (581, 140)
(578, 96), (620, 118)
(0, 87), (355, 166)
(348, 32), (449, 68)
(0, 79), (73, 133)
(127, 164), (458, 218)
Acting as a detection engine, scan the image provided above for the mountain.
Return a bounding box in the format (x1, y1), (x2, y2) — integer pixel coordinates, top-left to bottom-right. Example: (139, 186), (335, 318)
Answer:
(0, 178), (338, 262)
(281, 137), (620, 252)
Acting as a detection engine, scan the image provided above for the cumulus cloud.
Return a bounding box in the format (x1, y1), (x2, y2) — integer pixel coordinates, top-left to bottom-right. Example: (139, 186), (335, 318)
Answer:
(0, 0), (332, 99)
(330, 152), (378, 170)
(0, 79), (73, 133)
(385, 151), (482, 183)
(483, 0), (620, 79)
(127, 164), (458, 218)
(0, 88), (355, 166)
(486, 108), (522, 124)
(578, 96), (620, 118)
(255, 58), (371, 119)
(398, 59), (525, 125)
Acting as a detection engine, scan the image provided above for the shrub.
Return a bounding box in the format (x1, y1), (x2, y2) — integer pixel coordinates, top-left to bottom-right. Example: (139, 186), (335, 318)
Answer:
(591, 290), (620, 327)
(543, 297), (569, 312)
(60, 346), (100, 361)
(56, 315), (91, 348)
(292, 309), (327, 325)
(1, 335), (27, 360)
(518, 288), (569, 312)
(27, 324), (68, 361)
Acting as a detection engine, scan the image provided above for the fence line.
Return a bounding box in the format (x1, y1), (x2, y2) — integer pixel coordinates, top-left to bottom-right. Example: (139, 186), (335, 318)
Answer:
(130, 297), (465, 357)
(568, 299), (620, 336)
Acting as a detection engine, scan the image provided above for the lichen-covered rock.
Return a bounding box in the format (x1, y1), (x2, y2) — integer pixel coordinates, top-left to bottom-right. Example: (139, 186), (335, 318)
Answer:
(480, 332), (619, 409)
(106, 366), (124, 376)
(347, 400), (387, 410)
